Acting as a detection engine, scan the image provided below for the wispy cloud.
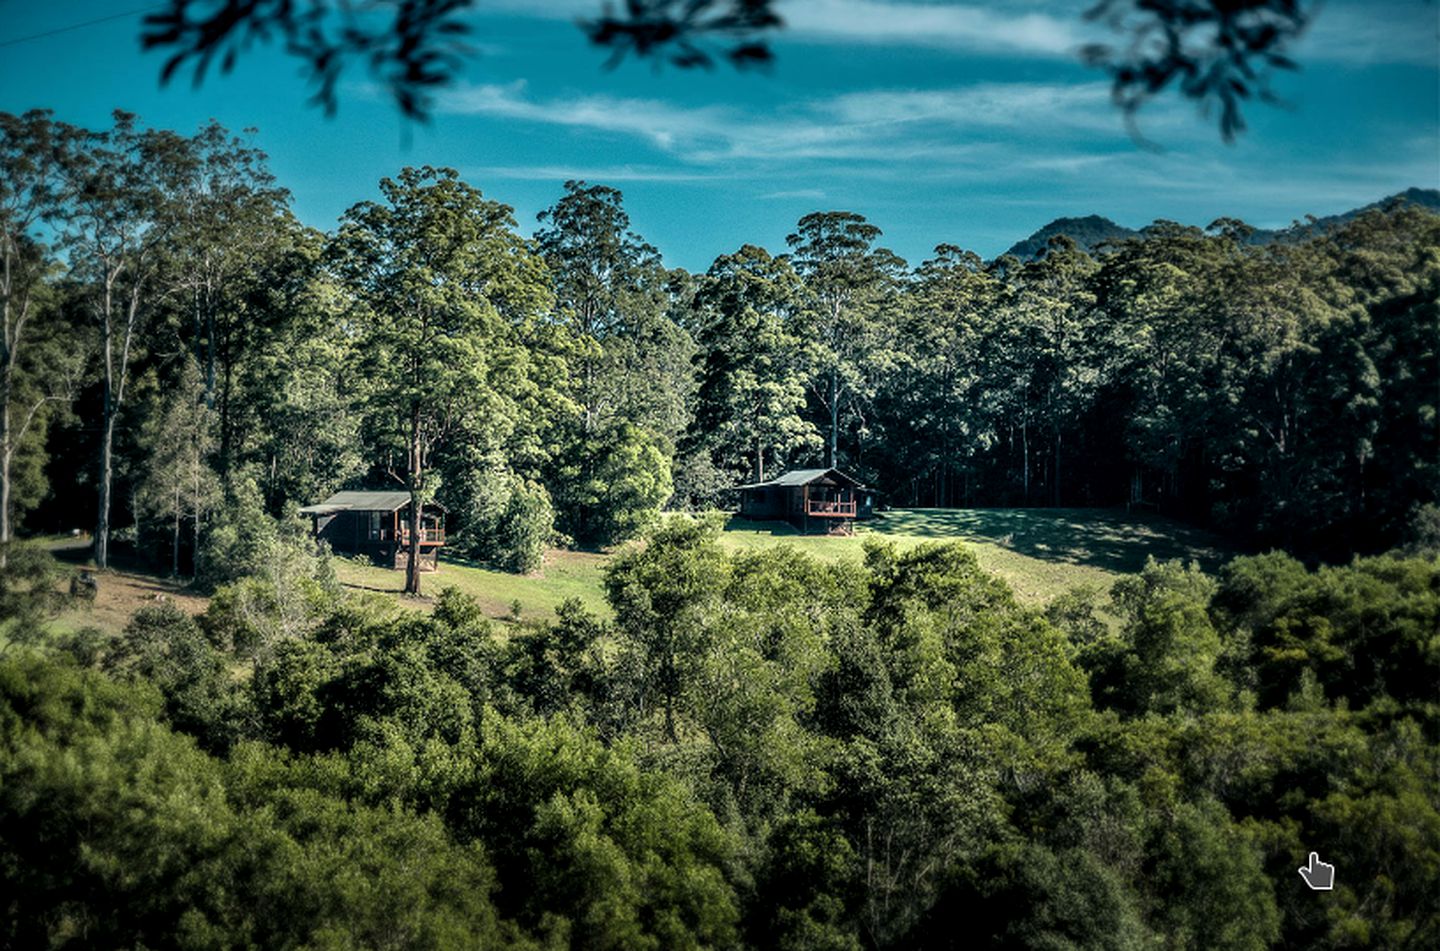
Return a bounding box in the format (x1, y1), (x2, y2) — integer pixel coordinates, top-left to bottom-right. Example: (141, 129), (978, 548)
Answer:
(778, 0), (1091, 57)
(437, 80), (731, 150)
(1294, 0), (1440, 67)
(465, 163), (729, 183)
(759, 188), (827, 200)
(435, 79), (1142, 165)
(825, 83), (1117, 131)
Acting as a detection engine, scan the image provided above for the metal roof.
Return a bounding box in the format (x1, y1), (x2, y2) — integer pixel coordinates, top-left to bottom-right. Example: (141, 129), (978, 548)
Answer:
(734, 468), (867, 490)
(298, 491), (419, 515)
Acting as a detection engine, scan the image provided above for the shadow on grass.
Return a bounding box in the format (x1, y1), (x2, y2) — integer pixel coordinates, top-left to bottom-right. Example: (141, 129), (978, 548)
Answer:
(867, 508), (1236, 574)
(724, 517), (814, 538)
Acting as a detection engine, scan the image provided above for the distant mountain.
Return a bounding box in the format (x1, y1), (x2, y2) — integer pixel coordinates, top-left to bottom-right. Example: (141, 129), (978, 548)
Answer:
(1001, 189), (1439, 261)
(1249, 187), (1440, 245)
(1002, 215), (1138, 259)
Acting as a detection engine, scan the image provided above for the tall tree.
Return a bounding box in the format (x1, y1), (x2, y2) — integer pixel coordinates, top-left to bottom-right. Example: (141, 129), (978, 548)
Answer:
(786, 211), (903, 469)
(536, 182), (692, 544)
(880, 245), (1007, 506)
(327, 166), (545, 594)
(1010, 236), (1100, 505)
(0, 111), (85, 557)
(1093, 221), (1235, 511)
(535, 180), (693, 440)
(63, 112), (195, 569)
(162, 120), (292, 477)
(137, 358), (219, 577)
(691, 244), (817, 483)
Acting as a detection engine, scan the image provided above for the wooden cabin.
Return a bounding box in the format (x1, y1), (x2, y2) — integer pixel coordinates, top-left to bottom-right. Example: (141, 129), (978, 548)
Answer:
(298, 491), (446, 571)
(735, 468), (876, 534)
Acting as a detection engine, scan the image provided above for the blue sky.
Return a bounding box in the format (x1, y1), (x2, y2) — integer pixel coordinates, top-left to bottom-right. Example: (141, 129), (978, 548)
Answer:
(1, 0), (1435, 269)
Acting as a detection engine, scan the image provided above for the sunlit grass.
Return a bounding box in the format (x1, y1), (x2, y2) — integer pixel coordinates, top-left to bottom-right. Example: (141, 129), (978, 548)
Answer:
(327, 507), (1234, 626)
(719, 507), (1232, 609)
(48, 508), (1235, 632)
(332, 549), (611, 623)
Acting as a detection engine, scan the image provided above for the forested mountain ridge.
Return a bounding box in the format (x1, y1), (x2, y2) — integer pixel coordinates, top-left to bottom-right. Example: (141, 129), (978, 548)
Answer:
(1003, 214), (1140, 259)
(4, 111), (1437, 580)
(1003, 187), (1440, 259)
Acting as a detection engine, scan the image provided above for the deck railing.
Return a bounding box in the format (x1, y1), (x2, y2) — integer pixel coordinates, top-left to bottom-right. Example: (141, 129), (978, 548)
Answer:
(807, 499), (857, 517)
(398, 527), (447, 545)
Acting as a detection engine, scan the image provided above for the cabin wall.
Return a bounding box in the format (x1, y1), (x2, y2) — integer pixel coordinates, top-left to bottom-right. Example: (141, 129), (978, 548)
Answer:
(316, 509), (397, 564)
(741, 488), (786, 519)
(737, 478), (875, 530)
(312, 504), (446, 568)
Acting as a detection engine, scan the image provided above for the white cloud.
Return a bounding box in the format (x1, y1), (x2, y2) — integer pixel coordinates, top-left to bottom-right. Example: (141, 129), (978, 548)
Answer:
(437, 80), (731, 150)
(435, 79), (1141, 165)
(1294, 1), (1440, 67)
(464, 163), (729, 183)
(759, 188), (828, 200)
(777, 0), (1092, 57)
(824, 83), (1117, 130)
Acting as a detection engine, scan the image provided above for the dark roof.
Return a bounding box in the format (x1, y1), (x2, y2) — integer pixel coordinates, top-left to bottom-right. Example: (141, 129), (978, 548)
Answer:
(734, 468), (867, 491)
(298, 491), (446, 516)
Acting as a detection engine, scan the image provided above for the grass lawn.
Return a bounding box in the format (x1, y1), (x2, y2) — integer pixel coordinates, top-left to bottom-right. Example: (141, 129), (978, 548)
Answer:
(45, 507), (1237, 632)
(332, 549), (610, 623)
(722, 507), (1235, 606)
(40, 536), (208, 639)
(333, 506), (1236, 624)
(49, 569), (209, 637)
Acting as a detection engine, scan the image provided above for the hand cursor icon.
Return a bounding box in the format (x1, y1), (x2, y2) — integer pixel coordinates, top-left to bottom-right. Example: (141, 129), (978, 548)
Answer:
(1298, 852), (1334, 890)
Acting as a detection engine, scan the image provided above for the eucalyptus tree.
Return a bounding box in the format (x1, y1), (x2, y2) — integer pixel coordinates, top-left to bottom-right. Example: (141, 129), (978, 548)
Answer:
(536, 182), (691, 545)
(327, 166), (549, 595)
(136, 358), (219, 578)
(1090, 221), (1237, 510)
(63, 112), (197, 569)
(880, 245), (1008, 506)
(690, 244), (817, 483)
(0, 111), (86, 556)
(161, 120), (292, 475)
(785, 211), (904, 470)
(1005, 236), (1100, 505)
(535, 180), (692, 441)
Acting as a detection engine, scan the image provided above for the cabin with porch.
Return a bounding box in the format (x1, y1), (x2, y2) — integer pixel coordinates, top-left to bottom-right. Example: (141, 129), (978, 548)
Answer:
(297, 491), (446, 571)
(735, 468), (876, 534)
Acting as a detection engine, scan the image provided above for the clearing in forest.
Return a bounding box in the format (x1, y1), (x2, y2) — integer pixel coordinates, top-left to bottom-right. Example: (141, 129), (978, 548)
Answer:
(333, 506), (1237, 623)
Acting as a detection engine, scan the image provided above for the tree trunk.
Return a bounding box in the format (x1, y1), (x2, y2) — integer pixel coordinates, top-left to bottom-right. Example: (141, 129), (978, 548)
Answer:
(755, 436), (764, 484)
(405, 407), (422, 596)
(96, 402), (116, 569)
(662, 650), (678, 743)
(0, 401), (10, 566)
(1021, 417), (1030, 506)
(828, 369), (839, 468)
(95, 276), (138, 571)
(1053, 430), (1063, 507)
(172, 501), (181, 578)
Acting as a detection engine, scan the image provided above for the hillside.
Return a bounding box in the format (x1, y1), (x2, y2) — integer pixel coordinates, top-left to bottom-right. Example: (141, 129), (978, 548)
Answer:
(1002, 214), (1139, 259)
(1002, 187), (1439, 260)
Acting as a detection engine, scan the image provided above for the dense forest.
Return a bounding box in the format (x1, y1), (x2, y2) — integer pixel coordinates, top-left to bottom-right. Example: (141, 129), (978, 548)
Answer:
(3, 111), (1436, 579)
(2, 109), (1438, 948)
(4, 521), (1438, 947)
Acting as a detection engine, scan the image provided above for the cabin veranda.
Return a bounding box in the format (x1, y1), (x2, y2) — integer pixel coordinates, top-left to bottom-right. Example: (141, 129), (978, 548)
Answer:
(735, 468), (876, 534)
(298, 491), (446, 571)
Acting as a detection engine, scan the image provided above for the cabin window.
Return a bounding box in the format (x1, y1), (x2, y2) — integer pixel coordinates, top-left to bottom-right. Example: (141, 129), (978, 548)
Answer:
(369, 511), (381, 540)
